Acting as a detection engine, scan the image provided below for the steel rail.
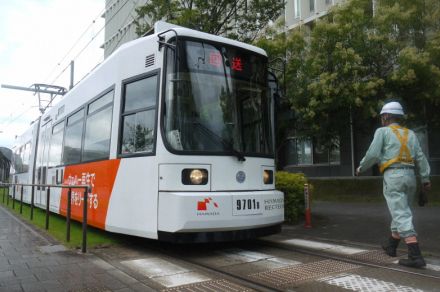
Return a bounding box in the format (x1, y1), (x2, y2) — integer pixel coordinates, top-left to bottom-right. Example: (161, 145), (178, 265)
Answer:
(144, 243), (284, 292)
(258, 239), (440, 281)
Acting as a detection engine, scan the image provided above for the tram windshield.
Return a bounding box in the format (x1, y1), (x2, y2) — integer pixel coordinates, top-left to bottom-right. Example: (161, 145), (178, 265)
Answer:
(163, 39), (274, 157)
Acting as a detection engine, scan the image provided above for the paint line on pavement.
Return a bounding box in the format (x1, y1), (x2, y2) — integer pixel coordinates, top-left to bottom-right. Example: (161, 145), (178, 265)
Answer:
(281, 239), (367, 255)
(121, 257), (211, 288)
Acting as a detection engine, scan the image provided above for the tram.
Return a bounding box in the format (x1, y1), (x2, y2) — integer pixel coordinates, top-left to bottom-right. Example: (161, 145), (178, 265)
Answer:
(9, 21), (284, 242)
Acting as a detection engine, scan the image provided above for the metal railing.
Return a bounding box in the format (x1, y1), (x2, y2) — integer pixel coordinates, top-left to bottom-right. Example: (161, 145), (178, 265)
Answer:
(0, 182), (91, 253)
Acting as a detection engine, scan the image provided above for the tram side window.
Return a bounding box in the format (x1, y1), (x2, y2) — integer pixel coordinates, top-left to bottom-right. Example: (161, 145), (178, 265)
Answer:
(120, 75), (157, 154)
(48, 121), (64, 167)
(83, 90), (114, 161)
(13, 147), (23, 173)
(63, 109), (85, 165)
(22, 142), (31, 172)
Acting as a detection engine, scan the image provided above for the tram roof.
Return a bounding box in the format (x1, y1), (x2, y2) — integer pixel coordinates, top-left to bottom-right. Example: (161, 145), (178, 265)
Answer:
(36, 22), (268, 128)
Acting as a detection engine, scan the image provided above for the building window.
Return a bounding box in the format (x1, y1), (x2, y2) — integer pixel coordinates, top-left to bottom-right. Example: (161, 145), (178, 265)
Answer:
(294, 0), (301, 18)
(310, 0), (315, 12)
(282, 137), (340, 166)
(120, 74), (158, 155)
(325, 0), (332, 5)
(83, 90), (114, 162)
(63, 109), (85, 165)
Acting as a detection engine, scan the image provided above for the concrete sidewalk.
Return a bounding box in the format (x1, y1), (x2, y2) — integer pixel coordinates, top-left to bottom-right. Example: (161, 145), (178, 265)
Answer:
(282, 201), (440, 256)
(0, 205), (154, 292)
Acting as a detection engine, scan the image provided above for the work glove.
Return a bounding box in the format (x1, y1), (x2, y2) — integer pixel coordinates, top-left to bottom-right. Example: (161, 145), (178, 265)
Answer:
(418, 182), (430, 207)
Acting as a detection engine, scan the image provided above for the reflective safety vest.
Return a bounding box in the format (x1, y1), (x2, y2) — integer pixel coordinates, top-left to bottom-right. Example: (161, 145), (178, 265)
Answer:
(379, 125), (414, 173)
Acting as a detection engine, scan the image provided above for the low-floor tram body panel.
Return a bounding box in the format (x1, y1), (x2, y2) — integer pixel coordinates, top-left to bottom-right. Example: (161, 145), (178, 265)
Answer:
(8, 21), (285, 242)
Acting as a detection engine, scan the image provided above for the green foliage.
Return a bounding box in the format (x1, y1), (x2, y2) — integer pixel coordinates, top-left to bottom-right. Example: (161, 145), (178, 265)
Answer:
(261, 0), (440, 143)
(276, 171), (308, 223)
(135, 0), (285, 43)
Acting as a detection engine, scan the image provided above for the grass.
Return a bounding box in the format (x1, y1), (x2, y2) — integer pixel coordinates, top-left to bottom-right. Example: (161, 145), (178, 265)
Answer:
(0, 188), (124, 250)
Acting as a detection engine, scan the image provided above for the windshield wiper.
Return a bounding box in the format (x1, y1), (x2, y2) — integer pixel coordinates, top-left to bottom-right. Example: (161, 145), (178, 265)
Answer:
(193, 122), (246, 162)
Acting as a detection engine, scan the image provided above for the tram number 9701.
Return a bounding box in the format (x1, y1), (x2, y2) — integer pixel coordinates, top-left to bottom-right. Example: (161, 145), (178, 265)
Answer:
(236, 199), (260, 211)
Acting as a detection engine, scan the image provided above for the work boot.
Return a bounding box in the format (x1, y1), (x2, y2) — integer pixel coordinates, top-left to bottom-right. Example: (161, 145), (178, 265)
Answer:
(382, 236), (400, 257)
(398, 243), (426, 268)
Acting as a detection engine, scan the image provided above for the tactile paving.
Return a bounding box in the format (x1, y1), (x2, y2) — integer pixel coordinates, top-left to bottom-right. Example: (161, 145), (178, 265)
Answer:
(72, 287), (110, 292)
(347, 250), (401, 264)
(162, 279), (255, 292)
(248, 259), (360, 287)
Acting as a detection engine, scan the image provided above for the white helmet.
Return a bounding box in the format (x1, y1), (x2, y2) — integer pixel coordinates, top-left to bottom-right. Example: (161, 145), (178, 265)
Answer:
(380, 101), (404, 115)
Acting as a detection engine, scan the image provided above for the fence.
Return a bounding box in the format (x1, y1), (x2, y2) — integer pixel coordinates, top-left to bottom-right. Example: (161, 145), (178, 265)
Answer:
(0, 182), (91, 253)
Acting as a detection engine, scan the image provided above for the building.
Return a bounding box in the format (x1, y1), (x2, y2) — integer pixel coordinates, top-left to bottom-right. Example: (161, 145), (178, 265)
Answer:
(102, 1), (345, 57)
(285, 0), (344, 31)
(101, 0), (439, 178)
(102, 0), (148, 58)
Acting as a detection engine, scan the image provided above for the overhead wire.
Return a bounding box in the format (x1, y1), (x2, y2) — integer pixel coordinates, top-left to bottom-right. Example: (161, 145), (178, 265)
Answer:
(43, 6), (106, 83)
(3, 0), (136, 129)
(70, 0), (140, 88)
(50, 0), (134, 85)
(0, 106), (35, 128)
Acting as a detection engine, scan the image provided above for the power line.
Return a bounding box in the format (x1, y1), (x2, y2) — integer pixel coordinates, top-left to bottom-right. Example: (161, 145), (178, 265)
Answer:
(0, 106), (35, 128)
(44, 7), (106, 83)
(50, 0), (134, 85)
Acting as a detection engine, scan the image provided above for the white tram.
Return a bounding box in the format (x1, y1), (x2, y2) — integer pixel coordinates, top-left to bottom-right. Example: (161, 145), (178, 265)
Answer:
(9, 22), (284, 242)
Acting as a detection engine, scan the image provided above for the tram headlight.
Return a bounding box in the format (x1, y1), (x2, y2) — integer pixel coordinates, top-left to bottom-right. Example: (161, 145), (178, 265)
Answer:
(182, 169), (208, 185)
(263, 170), (273, 184)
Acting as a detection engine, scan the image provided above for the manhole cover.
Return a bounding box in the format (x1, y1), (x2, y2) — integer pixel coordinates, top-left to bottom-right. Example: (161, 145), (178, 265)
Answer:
(162, 279), (254, 292)
(248, 259), (360, 287)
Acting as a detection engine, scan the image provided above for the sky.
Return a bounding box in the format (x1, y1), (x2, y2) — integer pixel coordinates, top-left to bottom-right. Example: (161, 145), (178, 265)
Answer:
(0, 0), (105, 148)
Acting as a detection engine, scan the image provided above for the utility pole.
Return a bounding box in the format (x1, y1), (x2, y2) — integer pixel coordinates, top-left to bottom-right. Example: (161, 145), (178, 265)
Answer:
(1, 84), (67, 114)
(69, 60), (75, 90)
(372, 0), (377, 17)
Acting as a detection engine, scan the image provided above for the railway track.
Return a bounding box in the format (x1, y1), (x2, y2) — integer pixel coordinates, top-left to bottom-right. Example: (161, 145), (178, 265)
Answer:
(93, 237), (440, 291)
(259, 238), (440, 281)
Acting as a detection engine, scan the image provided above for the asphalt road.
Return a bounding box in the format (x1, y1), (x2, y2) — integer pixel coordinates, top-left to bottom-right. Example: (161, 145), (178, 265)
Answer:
(285, 200), (440, 256)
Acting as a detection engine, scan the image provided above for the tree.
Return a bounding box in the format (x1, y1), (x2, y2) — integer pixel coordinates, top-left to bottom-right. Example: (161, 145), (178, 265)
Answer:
(134, 0), (285, 43)
(259, 0), (440, 146)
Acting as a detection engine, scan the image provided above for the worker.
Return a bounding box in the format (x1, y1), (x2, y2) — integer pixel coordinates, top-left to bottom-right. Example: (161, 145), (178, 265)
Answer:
(356, 101), (431, 268)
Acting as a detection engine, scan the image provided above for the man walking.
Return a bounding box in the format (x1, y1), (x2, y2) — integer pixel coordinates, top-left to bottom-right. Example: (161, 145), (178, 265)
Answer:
(356, 101), (431, 268)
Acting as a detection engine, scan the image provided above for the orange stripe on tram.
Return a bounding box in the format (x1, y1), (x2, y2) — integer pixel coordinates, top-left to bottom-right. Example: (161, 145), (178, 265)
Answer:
(59, 159), (121, 229)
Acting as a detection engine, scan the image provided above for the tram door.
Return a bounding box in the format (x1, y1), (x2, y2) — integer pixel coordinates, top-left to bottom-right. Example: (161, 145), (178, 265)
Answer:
(35, 121), (52, 206)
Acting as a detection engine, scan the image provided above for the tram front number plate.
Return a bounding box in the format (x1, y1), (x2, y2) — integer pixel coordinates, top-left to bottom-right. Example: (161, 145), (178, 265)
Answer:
(232, 196), (263, 216)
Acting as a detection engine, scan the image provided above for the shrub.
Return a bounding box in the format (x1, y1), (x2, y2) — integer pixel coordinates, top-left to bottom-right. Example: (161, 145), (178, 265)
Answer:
(276, 171), (308, 223)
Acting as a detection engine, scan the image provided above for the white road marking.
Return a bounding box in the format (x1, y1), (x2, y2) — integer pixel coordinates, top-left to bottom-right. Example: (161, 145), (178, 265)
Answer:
(319, 273), (425, 292)
(282, 239), (367, 255)
(426, 264), (440, 272)
(154, 272), (211, 288)
(122, 258), (189, 278)
(392, 260), (440, 272)
(219, 248), (302, 267)
(266, 257), (302, 266)
(219, 248), (272, 262)
(121, 257), (210, 287)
